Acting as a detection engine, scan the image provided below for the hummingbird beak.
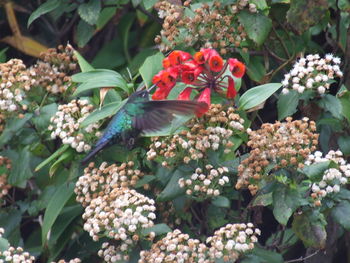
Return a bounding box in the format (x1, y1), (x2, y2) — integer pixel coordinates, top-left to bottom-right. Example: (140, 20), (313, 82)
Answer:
(147, 83), (158, 92)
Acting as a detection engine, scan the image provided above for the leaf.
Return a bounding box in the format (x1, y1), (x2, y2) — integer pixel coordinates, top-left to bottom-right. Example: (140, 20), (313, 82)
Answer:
(96, 6), (117, 30)
(246, 56), (266, 83)
(73, 51), (94, 72)
(31, 103), (58, 131)
(292, 211), (327, 248)
(0, 47), (8, 63)
(338, 136), (350, 155)
(135, 175), (156, 188)
(277, 90), (300, 120)
(287, 0), (329, 34)
(0, 237), (9, 252)
(48, 205), (83, 247)
(238, 11), (272, 45)
(157, 170), (186, 202)
(78, 0), (101, 25)
(0, 35), (48, 58)
(49, 149), (74, 177)
(76, 20), (95, 48)
(300, 161), (331, 181)
(331, 200), (350, 230)
(27, 0), (60, 26)
(72, 69), (128, 95)
(212, 196), (230, 208)
(35, 144), (70, 172)
(0, 113), (32, 147)
(272, 185), (301, 225)
(141, 223), (172, 236)
(8, 147), (32, 188)
(253, 192), (273, 206)
(338, 89), (350, 122)
(319, 94), (343, 119)
(142, 0), (158, 10)
(42, 182), (75, 245)
(99, 87), (112, 107)
(243, 247), (283, 263)
(139, 52), (165, 88)
(239, 83), (282, 111)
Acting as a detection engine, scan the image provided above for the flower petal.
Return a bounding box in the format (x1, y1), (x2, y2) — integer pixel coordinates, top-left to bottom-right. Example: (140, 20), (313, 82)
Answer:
(178, 87), (192, 100)
(226, 76), (237, 99)
(228, 58), (246, 78)
(196, 88), (211, 117)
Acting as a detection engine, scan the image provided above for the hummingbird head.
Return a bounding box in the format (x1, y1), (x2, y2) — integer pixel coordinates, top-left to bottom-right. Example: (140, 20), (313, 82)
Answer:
(128, 90), (150, 102)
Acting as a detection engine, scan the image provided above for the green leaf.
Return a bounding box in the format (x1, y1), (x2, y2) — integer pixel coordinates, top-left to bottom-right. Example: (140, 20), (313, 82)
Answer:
(331, 200), (350, 230)
(78, 0), (101, 25)
(96, 6), (118, 29)
(0, 237), (9, 252)
(142, 0), (157, 10)
(135, 175), (156, 188)
(73, 51), (94, 72)
(319, 94), (343, 119)
(49, 149), (74, 176)
(272, 185), (301, 225)
(157, 170), (186, 202)
(243, 247), (284, 263)
(338, 89), (350, 122)
(212, 196), (230, 208)
(73, 70), (128, 96)
(246, 56), (266, 83)
(0, 47), (8, 63)
(139, 52), (165, 88)
(287, 0), (329, 34)
(32, 103), (58, 131)
(277, 90), (300, 120)
(141, 223), (172, 236)
(239, 83), (282, 111)
(35, 144), (70, 172)
(76, 20), (95, 48)
(292, 211), (327, 248)
(0, 114), (32, 147)
(238, 11), (272, 45)
(42, 182), (75, 245)
(300, 161), (331, 181)
(338, 136), (350, 155)
(48, 205), (83, 248)
(8, 147), (32, 187)
(27, 0), (60, 27)
(253, 192), (273, 206)
(81, 100), (126, 127)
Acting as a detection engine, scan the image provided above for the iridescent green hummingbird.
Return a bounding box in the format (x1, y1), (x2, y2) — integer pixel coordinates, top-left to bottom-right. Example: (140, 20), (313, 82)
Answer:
(81, 86), (207, 164)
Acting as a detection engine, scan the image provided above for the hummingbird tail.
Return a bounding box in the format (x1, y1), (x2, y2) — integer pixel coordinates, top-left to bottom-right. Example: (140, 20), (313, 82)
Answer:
(81, 140), (109, 165)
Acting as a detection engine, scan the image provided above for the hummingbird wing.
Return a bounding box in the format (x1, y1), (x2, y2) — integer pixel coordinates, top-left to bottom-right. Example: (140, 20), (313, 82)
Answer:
(131, 100), (208, 132)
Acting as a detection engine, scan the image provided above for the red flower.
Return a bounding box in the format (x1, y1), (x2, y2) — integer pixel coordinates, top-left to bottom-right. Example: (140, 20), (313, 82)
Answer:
(178, 87), (192, 100)
(196, 88), (211, 117)
(168, 51), (191, 66)
(152, 85), (172, 100)
(194, 51), (205, 64)
(228, 58), (246, 78)
(226, 77), (237, 99)
(162, 57), (171, 69)
(209, 55), (224, 72)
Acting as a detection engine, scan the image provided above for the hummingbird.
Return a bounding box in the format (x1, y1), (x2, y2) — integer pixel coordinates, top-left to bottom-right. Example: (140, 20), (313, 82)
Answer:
(81, 86), (207, 164)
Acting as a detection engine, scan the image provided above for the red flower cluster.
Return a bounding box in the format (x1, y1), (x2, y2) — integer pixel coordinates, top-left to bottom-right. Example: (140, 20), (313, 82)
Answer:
(152, 49), (245, 116)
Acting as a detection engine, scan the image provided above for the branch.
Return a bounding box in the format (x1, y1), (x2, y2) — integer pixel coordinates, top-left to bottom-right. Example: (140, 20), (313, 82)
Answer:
(284, 250), (321, 263)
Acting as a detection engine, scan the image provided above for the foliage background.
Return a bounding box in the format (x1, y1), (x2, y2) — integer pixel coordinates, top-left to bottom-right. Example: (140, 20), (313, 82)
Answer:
(0, 0), (350, 262)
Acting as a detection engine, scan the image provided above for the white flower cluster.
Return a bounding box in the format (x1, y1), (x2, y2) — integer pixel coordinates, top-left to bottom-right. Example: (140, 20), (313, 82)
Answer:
(281, 54), (343, 95)
(178, 165), (230, 198)
(52, 258), (81, 263)
(0, 228), (35, 263)
(98, 242), (132, 263)
(0, 59), (30, 113)
(206, 223), (260, 262)
(147, 105), (245, 166)
(75, 161), (143, 207)
(48, 99), (101, 152)
(306, 150), (350, 206)
(139, 229), (211, 263)
(83, 188), (156, 242)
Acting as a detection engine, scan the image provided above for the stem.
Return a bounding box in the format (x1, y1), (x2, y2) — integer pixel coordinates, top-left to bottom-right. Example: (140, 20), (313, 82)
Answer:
(284, 250), (320, 263)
